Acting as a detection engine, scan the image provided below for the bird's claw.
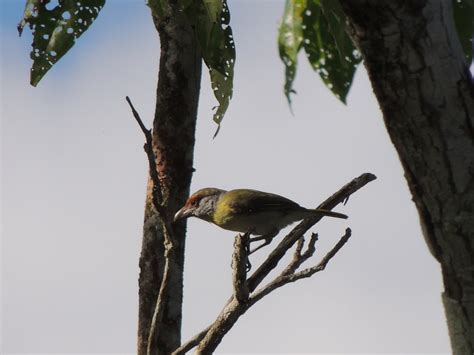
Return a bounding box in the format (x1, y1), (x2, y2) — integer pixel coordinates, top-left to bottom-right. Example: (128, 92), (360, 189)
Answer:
(245, 259), (252, 272)
(242, 230), (277, 270)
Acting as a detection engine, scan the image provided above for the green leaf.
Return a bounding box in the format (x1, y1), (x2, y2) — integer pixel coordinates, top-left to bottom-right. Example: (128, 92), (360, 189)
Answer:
(277, 0), (361, 104)
(278, 0), (306, 106)
(202, 0), (222, 23)
(182, 0), (235, 134)
(302, 0), (361, 103)
(452, 0), (473, 63)
(18, 0), (105, 87)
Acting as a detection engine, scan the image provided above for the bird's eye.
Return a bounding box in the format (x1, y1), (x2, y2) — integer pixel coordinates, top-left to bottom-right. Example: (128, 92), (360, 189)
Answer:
(192, 199), (199, 206)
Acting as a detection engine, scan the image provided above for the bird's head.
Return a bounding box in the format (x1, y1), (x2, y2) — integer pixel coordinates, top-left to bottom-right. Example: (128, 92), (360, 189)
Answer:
(174, 188), (226, 223)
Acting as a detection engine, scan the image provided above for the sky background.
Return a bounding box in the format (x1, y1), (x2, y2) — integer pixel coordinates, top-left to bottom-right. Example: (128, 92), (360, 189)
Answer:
(2, 0), (450, 353)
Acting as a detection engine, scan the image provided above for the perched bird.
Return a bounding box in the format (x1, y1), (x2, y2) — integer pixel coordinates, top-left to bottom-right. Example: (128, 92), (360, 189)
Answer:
(174, 188), (347, 253)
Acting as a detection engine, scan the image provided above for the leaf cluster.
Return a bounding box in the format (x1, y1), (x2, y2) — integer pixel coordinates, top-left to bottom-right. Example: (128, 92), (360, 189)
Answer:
(278, 0), (473, 105)
(18, 0), (473, 128)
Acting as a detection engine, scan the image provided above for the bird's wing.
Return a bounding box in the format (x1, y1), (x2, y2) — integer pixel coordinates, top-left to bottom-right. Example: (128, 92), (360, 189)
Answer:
(223, 189), (303, 215)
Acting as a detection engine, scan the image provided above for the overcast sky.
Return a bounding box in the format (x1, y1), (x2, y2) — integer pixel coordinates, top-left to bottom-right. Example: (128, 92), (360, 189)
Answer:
(2, 0), (450, 353)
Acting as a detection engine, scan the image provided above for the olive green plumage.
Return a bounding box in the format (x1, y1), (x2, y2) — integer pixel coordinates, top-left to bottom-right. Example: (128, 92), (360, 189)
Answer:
(174, 188), (347, 236)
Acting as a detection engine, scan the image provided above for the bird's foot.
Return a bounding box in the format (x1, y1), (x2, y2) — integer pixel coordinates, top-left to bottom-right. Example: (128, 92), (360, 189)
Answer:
(242, 232), (252, 271)
(248, 230), (278, 255)
(248, 238), (272, 255)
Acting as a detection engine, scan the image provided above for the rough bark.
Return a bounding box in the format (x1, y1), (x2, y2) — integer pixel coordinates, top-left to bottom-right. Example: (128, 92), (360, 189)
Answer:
(137, 5), (202, 355)
(338, 1), (474, 353)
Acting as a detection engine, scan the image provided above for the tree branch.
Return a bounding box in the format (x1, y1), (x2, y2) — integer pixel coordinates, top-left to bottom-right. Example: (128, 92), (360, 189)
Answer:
(251, 228), (352, 304)
(175, 173), (376, 354)
(172, 326), (211, 355)
(232, 233), (250, 302)
(126, 96), (177, 355)
(282, 233), (318, 276)
(173, 234), (253, 354)
(146, 239), (175, 355)
(125, 96), (164, 212)
(247, 172), (376, 293)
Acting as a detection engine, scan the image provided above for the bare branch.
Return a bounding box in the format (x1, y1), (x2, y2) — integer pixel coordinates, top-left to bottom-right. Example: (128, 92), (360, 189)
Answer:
(187, 233), (251, 353)
(172, 326), (211, 355)
(303, 228), (352, 275)
(125, 96), (164, 211)
(251, 228), (352, 304)
(295, 236), (305, 256)
(196, 299), (249, 354)
(302, 232), (318, 258)
(146, 226), (179, 355)
(178, 174), (375, 354)
(282, 233), (318, 276)
(247, 173), (376, 293)
(232, 233), (250, 302)
(195, 229), (353, 354)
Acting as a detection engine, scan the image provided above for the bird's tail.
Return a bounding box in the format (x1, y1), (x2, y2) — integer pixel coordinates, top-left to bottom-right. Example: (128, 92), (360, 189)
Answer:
(313, 209), (348, 219)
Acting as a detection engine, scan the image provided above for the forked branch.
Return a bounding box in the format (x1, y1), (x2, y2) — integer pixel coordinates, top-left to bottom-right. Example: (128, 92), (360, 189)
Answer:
(251, 228), (352, 303)
(173, 173), (376, 354)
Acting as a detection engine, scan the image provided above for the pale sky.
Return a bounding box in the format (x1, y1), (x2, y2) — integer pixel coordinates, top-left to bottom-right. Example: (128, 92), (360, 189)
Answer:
(2, 0), (449, 353)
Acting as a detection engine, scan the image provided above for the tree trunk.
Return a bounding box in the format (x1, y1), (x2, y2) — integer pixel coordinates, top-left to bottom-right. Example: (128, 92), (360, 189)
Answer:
(137, 6), (202, 355)
(339, 1), (474, 353)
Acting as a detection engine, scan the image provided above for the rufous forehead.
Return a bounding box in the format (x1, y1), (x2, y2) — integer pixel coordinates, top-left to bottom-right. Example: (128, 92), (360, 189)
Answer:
(185, 193), (204, 207)
(184, 188), (223, 207)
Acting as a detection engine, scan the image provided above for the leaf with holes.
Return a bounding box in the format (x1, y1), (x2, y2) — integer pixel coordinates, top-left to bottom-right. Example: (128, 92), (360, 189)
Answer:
(302, 0), (361, 103)
(278, 0), (306, 106)
(18, 0), (105, 87)
(182, 0), (235, 134)
(452, 0), (473, 64)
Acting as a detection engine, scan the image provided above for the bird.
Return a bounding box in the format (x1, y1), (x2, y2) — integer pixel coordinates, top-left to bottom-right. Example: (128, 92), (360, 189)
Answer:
(174, 188), (347, 254)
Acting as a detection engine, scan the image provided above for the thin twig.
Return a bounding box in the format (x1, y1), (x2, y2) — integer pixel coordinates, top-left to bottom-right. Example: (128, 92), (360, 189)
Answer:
(302, 232), (318, 259)
(126, 96), (151, 137)
(172, 326), (212, 355)
(146, 227), (177, 355)
(195, 228), (353, 354)
(282, 233), (318, 276)
(281, 236), (306, 276)
(125, 96), (164, 212)
(294, 237), (306, 258)
(251, 228), (352, 304)
(303, 228), (352, 275)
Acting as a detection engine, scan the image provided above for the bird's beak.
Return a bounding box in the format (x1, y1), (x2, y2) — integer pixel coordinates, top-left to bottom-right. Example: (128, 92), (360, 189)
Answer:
(174, 207), (192, 222)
